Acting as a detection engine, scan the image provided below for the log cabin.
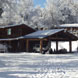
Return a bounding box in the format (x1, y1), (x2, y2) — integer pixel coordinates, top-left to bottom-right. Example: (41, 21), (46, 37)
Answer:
(0, 23), (77, 53)
(0, 24), (35, 52)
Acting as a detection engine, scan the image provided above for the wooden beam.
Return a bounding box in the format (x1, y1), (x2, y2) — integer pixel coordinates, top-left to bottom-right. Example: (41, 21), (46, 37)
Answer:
(56, 41), (58, 52)
(69, 41), (72, 52)
(25, 38), (48, 41)
(26, 39), (29, 52)
(40, 40), (43, 53)
(49, 37), (68, 40)
(9, 40), (11, 52)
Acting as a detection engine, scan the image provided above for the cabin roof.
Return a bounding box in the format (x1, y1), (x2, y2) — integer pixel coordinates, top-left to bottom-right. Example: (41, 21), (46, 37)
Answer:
(19, 29), (78, 41)
(20, 29), (64, 39)
(0, 37), (21, 41)
(0, 24), (35, 31)
(0, 24), (23, 28)
(59, 24), (78, 28)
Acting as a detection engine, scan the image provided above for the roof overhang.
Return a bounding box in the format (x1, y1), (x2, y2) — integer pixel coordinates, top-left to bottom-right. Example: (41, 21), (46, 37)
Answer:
(19, 29), (78, 41)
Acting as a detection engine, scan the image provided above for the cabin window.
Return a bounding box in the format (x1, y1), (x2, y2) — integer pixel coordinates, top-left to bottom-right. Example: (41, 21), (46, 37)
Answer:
(7, 28), (11, 35)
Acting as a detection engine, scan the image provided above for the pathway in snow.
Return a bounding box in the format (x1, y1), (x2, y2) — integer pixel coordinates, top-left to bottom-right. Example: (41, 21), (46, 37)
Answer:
(0, 53), (78, 78)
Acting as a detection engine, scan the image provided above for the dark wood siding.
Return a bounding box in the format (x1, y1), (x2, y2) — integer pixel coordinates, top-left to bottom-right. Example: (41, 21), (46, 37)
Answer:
(0, 24), (35, 38)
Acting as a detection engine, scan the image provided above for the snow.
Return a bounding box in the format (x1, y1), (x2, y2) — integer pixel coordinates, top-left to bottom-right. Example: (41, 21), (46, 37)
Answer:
(0, 53), (78, 78)
(60, 24), (78, 27)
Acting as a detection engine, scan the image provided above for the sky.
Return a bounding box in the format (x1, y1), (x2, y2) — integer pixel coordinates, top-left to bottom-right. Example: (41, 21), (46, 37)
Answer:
(33, 0), (46, 7)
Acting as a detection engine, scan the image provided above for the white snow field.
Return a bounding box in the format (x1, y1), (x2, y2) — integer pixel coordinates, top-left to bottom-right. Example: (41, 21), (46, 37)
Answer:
(0, 53), (78, 78)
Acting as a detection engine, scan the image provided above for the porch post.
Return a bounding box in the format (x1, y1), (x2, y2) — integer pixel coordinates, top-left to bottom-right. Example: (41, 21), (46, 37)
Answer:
(49, 40), (51, 48)
(56, 41), (58, 52)
(69, 41), (72, 52)
(26, 39), (29, 52)
(9, 40), (11, 52)
(40, 40), (43, 53)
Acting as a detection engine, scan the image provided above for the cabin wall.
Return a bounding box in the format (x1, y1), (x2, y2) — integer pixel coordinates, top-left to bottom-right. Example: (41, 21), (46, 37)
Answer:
(10, 40), (26, 52)
(0, 24), (35, 38)
(0, 40), (26, 53)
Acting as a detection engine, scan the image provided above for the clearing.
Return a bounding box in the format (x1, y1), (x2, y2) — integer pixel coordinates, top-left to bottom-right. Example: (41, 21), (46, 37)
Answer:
(0, 53), (78, 78)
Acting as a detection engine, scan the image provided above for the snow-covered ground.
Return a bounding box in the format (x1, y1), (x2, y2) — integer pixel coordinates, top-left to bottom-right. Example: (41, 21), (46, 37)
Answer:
(0, 53), (78, 78)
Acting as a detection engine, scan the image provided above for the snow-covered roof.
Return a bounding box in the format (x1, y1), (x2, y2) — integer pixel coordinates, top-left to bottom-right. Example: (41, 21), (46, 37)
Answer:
(59, 24), (78, 27)
(0, 24), (23, 28)
(0, 23), (33, 29)
(20, 29), (64, 39)
(0, 37), (22, 41)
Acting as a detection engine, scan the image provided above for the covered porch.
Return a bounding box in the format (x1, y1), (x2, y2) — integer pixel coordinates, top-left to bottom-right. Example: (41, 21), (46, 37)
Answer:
(21, 29), (78, 53)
